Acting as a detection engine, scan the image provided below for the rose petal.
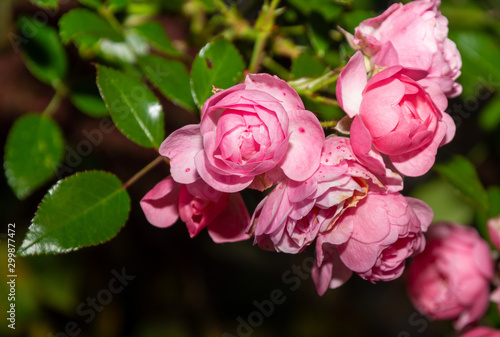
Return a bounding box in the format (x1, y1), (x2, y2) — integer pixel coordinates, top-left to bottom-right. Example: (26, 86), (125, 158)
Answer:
(160, 124), (203, 184)
(244, 73), (305, 112)
(390, 119), (448, 176)
(194, 151), (254, 193)
(279, 109), (325, 181)
(406, 197), (434, 232)
(312, 245), (352, 296)
(208, 193), (251, 243)
(488, 215), (500, 251)
(338, 238), (381, 273)
(140, 176), (181, 228)
(350, 116), (387, 176)
(336, 51), (367, 118)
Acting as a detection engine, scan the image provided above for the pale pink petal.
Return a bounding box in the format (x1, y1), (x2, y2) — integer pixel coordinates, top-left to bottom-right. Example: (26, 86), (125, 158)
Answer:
(311, 249), (334, 296)
(200, 84), (246, 129)
(194, 151), (254, 193)
(208, 193), (251, 243)
(440, 112), (456, 146)
(244, 73), (305, 112)
(140, 176), (180, 228)
(160, 124), (203, 184)
(337, 26), (359, 50)
(323, 212), (355, 245)
(338, 239), (380, 273)
(454, 286), (490, 330)
(371, 41), (399, 67)
(359, 78), (405, 138)
(185, 178), (224, 202)
(488, 215), (500, 251)
(418, 78), (448, 112)
(473, 240), (494, 279)
(406, 197), (434, 232)
(490, 287), (500, 303)
(312, 245), (352, 296)
(350, 116), (387, 176)
(336, 51), (367, 118)
(279, 109), (325, 181)
(349, 196), (392, 244)
(390, 119), (447, 176)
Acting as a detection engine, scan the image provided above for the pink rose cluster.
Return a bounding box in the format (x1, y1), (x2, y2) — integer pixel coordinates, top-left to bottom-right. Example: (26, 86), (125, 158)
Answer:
(141, 0), (462, 299)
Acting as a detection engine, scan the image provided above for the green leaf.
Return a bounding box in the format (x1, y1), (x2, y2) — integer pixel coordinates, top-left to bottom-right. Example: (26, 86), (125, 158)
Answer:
(479, 95), (500, 132)
(434, 155), (489, 215)
(411, 178), (474, 225)
(4, 114), (65, 200)
(59, 8), (123, 44)
(451, 32), (500, 97)
(287, 0), (343, 21)
(190, 39), (245, 108)
(30, 0), (58, 9)
(78, 0), (102, 9)
(17, 17), (67, 86)
(109, 0), (128, 11)
(307, 13), (330, 57)
(132, 21), (180, 56)
(17, 171), (131, 256)
(96, 64), (165, 148)
(488, 186), (500, 218)
(292, 53), (326, 78)
(196, 0), (215, 12)
(70, 79), (109, 118)
(138, 55), (196, 112)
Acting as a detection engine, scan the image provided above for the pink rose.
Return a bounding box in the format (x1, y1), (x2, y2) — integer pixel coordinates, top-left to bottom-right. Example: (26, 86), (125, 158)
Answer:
(461, 327), (500, 337)
(140, 176), (250, 243)
(407, 223), (494, 330)
(350, 0), (462, 97)
(160, 74), (325, 193)
(487, 215), (500, 250)
(312, 193), (432, 295)
(336, 51), (455, 177)
(247, 136), (402, 254)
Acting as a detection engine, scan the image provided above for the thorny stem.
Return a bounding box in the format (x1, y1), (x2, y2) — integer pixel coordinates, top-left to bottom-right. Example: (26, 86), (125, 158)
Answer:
(123, 156), (168, 190)
(248, 0), (281, 73)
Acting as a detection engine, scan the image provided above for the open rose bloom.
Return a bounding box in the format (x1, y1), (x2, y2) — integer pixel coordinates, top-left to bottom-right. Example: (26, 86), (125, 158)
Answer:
(346, 0), (462, 97)
(312, 193), (433, 295)
(160, 73), (324, 193)
(407, 223), (494, 330)
(336, 51), (455, 177)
